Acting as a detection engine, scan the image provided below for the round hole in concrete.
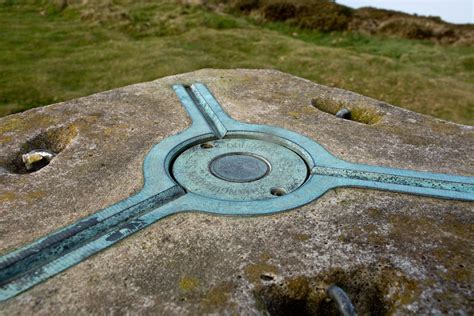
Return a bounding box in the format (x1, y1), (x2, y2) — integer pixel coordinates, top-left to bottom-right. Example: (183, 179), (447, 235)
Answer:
(1, 124), (77, 174)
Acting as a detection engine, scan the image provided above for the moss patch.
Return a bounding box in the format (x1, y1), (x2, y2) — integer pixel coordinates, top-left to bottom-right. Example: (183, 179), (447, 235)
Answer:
(0, 192), (16, 203)
(179, 276), (200, 292)
(200, 282), (236, 313)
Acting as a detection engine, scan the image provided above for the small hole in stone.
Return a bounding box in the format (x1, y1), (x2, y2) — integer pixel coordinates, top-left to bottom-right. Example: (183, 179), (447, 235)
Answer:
(1, 124), (77, 174)
(311, 98), (382, 125)
(260, 274), (275, 281)
(200, 143), (214, 149)
(270, 187), (287, 196)
(254, 266), (398, 316)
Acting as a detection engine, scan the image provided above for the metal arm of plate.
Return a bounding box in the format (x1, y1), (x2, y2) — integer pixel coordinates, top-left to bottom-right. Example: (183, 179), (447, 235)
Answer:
(0, 83), (472, 302)
(188, 83), (474, 201)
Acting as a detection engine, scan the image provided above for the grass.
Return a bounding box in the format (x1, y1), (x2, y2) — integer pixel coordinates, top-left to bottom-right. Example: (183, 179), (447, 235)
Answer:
(0, 0), (473, 125)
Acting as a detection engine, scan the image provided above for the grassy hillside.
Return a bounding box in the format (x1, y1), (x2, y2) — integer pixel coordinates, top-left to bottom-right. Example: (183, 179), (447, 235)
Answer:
(0, 1), (473, 125)
(206, 0), (474, 45)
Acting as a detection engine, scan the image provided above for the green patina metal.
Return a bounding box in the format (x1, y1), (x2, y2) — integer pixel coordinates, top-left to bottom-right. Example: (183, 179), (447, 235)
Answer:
(0, 83), (473, 301)
(172, 138), (308, 201)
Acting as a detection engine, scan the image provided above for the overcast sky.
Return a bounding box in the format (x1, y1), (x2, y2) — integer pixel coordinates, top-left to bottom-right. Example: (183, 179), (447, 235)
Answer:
(337, 0), (474, 24)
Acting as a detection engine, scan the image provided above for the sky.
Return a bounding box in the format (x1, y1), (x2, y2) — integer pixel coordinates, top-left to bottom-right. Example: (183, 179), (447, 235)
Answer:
(336, 0), (474, 24)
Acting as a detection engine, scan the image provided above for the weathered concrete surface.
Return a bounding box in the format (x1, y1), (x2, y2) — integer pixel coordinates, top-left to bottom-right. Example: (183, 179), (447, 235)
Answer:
(0, 69), (473, 315)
